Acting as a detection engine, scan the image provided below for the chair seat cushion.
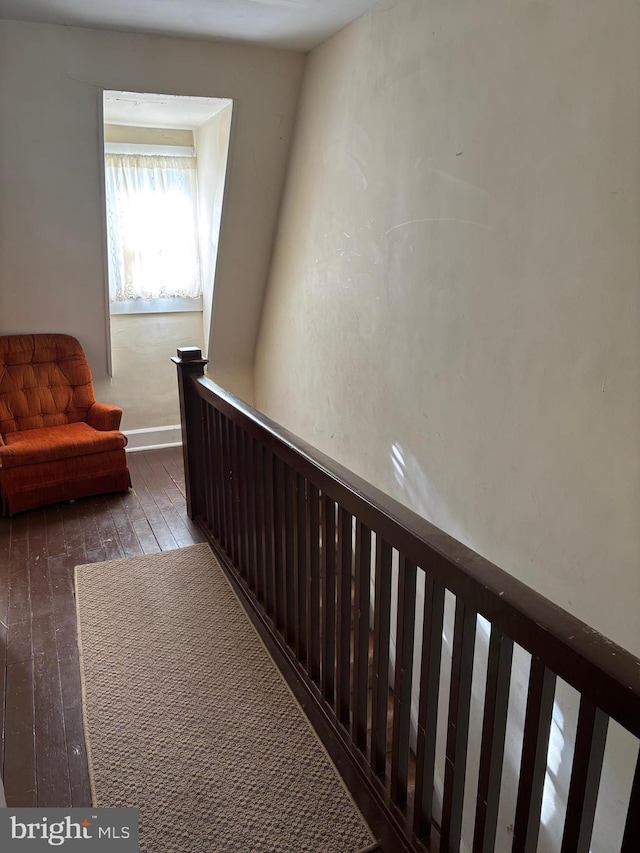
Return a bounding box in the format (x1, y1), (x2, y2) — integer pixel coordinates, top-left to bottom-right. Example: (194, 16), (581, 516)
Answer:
(0, 422), (127, 469)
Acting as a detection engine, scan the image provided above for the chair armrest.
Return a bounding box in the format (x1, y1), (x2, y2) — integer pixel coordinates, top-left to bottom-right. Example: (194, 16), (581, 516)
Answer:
(87, 402), (123, 432)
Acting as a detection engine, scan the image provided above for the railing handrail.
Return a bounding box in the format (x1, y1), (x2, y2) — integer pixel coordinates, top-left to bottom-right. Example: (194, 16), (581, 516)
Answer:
(190, 371), (640, 737)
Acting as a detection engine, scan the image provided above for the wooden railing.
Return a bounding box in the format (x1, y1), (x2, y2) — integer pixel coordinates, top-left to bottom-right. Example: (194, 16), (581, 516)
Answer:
(174, 348), (640, 853)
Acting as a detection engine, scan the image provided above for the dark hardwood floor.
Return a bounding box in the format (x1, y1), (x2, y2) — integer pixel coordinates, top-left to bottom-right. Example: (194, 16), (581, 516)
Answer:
(0, 446), (205, 808)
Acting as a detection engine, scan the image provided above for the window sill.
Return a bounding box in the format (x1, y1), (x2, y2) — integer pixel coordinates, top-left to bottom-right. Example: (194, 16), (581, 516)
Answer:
(110, 296), (203, 315)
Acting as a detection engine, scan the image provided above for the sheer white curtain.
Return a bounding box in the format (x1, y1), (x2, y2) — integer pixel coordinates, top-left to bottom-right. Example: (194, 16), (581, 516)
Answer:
(104, 153), (202, 303)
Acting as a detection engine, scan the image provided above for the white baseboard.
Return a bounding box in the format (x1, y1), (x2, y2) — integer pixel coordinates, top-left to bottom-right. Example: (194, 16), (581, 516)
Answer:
(124, 424), (182, 453)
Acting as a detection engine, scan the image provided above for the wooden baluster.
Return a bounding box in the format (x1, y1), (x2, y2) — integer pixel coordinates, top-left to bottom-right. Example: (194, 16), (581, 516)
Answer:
(273, 455), (285, 632)
(512, 657), (556, 853)
(560, 698), (608, 853)
(228, 419), (240, 567)
(413, 575), (445, 842)
(207, 405), (221, 539)
(227, 418), (240, 568)
(200, 401), (212, 532)
(296, 473), (308, 663)
(336, 507), (353, 726)
(201, 402), (211, 530)
(263, 449), (276, 620)
(473, 626), (513, 853)
(306, 484), (321, 684)
(215, 410), (226, 552)
(236, 425), (248, 579)
(284, 464), (297, 647)
(321, 495), (337, 705)
(215, 410), (226, 544)
(370, 537), (392, 777)
(243, 431), (252, 581)
(390, 556), (417, 807)
(440, 600), (477, 853)
(351, 520), (371, 750)
(621, 752), (640, 852)
(245, 433), (257, 593)
(221, 414), (235, 563)
(254, 440), (266, 603)
(229, 420), (243, 572)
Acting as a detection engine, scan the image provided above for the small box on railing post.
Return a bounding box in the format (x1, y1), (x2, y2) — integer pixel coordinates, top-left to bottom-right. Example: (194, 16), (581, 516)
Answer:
(176, 346), (203, 362)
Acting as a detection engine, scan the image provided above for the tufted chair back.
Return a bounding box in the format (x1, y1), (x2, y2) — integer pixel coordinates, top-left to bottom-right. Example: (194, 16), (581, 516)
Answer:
(0, 334), (96, 435)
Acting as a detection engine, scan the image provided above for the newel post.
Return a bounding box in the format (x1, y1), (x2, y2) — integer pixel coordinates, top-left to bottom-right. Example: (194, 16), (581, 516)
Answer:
(172, 346), (208, 519)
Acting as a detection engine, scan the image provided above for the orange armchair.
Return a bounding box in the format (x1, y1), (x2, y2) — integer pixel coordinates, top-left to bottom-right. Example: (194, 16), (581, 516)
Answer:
(0, 334), (131, 514)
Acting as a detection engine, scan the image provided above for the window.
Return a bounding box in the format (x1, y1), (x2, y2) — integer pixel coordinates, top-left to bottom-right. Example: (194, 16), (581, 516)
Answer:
(104, 152), (203, 313)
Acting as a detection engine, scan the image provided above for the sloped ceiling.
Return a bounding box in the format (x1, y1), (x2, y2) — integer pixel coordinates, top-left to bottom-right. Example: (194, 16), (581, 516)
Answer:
(0, 0), (382, 51)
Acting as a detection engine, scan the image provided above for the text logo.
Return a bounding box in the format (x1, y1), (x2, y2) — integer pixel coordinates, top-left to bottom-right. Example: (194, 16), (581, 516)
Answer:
(1, 809), (139, 850)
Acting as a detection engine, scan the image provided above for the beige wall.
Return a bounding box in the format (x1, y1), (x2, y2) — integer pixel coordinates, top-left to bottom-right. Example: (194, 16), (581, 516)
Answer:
(257, 0), (640, 654)
(104, 124), (194, 146)
(195, 103), (255, 404)
(0, 20), (304, 395)
(195, 109), (231, 352)
(94, 312), (204, 431)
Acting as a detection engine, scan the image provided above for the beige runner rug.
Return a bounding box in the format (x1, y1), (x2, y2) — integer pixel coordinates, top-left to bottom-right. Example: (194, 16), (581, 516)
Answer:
(75, 543), (374, 853)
